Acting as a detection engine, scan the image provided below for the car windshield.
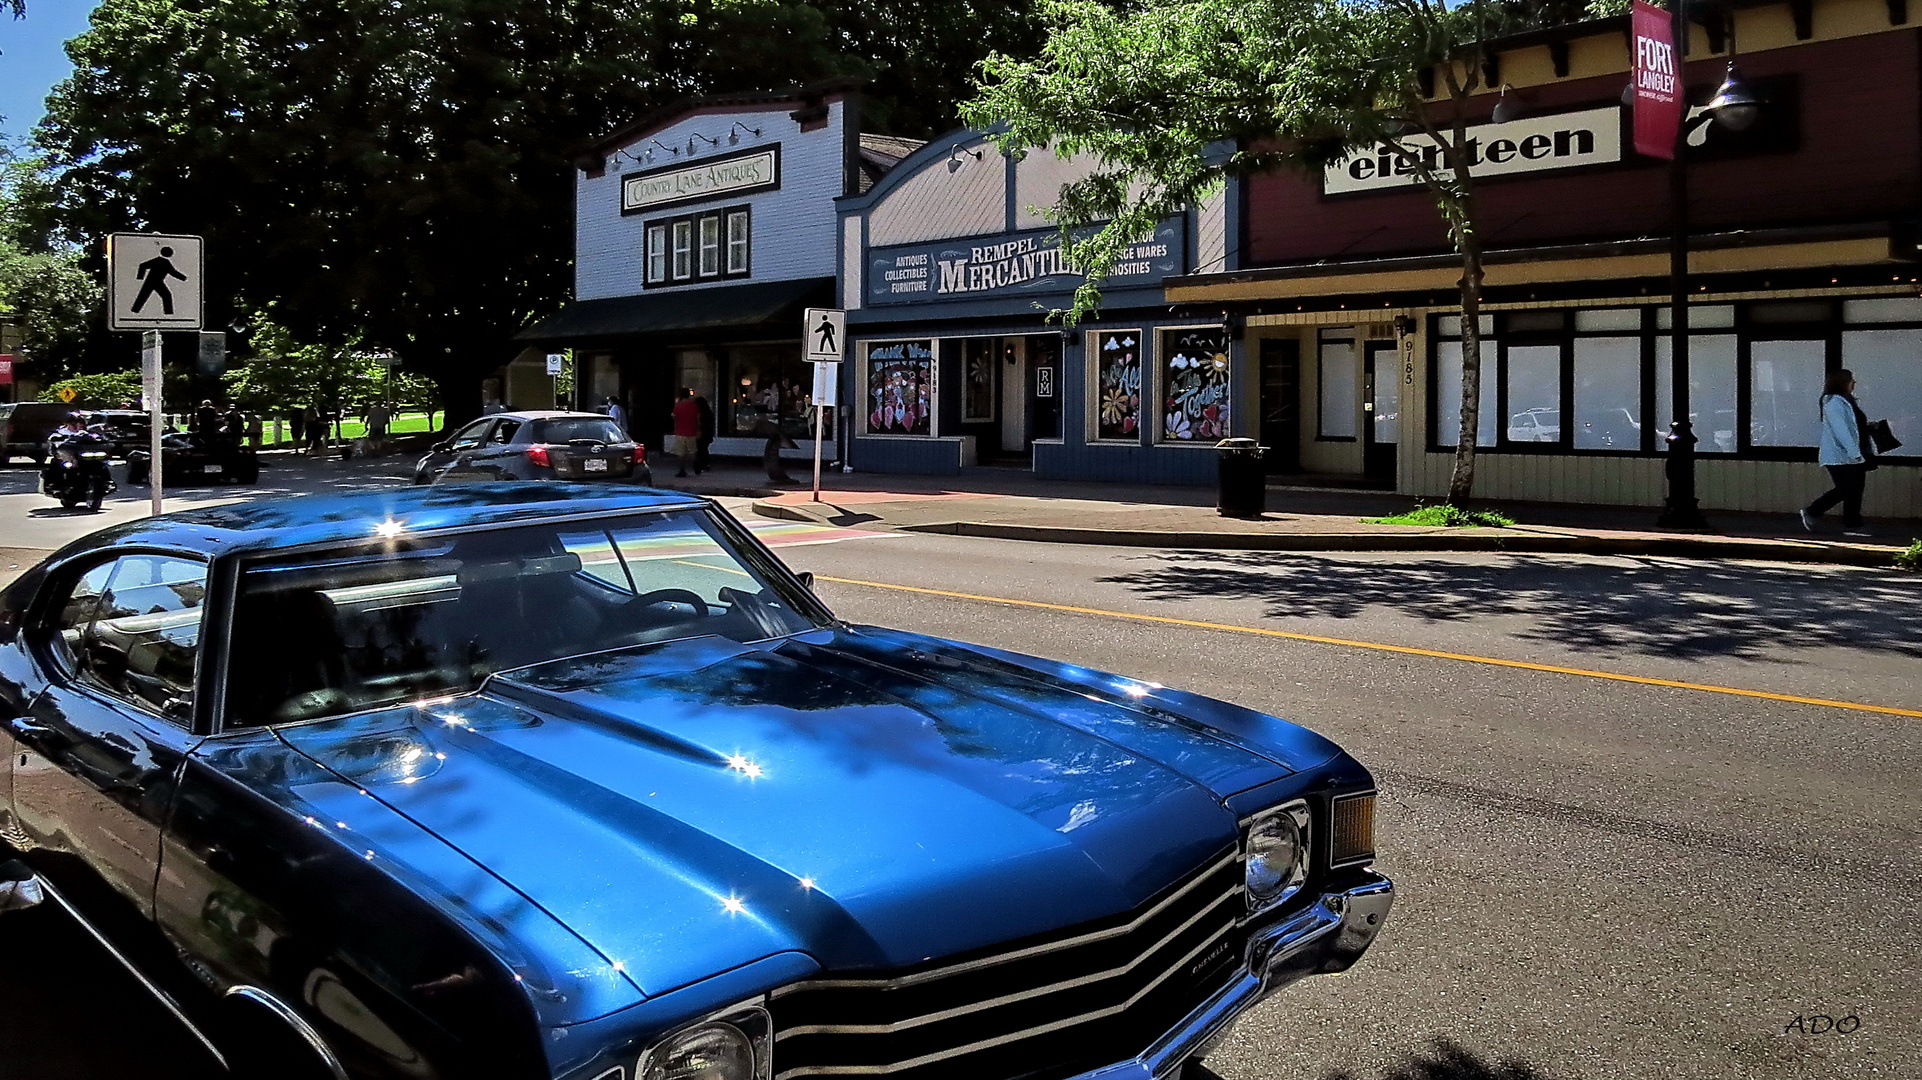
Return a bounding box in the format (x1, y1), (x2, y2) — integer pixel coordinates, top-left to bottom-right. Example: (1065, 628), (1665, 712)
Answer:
(224, 509), (826, 726)
(531, 417), (627, 444)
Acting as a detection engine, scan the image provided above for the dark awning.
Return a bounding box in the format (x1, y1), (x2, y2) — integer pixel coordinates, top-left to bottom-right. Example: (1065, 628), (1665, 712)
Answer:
(515, 277), (835, 346)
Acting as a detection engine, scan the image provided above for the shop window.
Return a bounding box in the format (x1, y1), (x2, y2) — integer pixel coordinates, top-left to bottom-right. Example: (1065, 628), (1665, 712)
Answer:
(1654, 335), (1739, 454)
(1575, 309), (1643, 332)
(1655, 305), (1735, 329)
(963, 339), (996, 421)
(1094, 330), (1143, 441)
(1503, 345), (1562, 445)
(1573, 337), (1642, 450)
(726, 345), (810, 441)
(698, 215), (721, 277)
(1317, 339), (1358, 439)
(1160, 327), (1230, 442)
(866, 341), (934, 436)
(1748, 300), (1833, 325)
(1843, 329), (1922, 457)
(672, 220), (692, 280)
(1505, 311), (1565, 334)
(646, 225), (667, 284)
(1434, 339), (1497, 447)
(1372, 353), (1399, 446)
(1844, 297), (1922, 323)
(1747, 339), (1825, 448)
(726, 210), (750, 274)
(1435, 314), (1493, 336)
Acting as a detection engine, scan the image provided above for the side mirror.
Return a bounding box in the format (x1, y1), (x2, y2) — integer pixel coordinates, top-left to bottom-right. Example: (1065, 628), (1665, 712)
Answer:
(796, 571), (815, 590)
(0, 861), (45, 914)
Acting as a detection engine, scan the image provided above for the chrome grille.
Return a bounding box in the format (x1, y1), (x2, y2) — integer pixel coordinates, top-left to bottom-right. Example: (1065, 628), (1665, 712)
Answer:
(770, 851), (1244, 1080)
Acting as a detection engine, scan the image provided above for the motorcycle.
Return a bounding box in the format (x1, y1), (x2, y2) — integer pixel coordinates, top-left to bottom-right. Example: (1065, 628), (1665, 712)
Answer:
(41, 433), (116, 511)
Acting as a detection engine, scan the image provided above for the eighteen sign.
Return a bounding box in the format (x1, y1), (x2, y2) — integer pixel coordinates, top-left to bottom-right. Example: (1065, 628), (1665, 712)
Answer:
(1323, 107), (1622, 194)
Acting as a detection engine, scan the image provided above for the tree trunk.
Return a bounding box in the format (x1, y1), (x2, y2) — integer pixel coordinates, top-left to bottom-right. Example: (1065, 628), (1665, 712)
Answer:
(1447, 229), (1486, 506)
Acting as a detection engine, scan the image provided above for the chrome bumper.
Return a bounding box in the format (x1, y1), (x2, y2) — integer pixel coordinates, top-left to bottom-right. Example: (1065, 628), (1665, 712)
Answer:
(1069, 872), (1394, 1080)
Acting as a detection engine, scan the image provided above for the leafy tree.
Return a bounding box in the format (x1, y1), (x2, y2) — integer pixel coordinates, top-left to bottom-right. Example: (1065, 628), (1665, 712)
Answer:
(38, 368), (142, 406)
(222, 319), (383, 417)
(36, 0), (1052, 426)
(970, 0), (1573, 504)
(0, 152), (101, 380)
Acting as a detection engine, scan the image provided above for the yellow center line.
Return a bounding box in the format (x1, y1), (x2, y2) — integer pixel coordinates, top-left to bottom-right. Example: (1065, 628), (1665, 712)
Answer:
(814, 575), (1922, 719)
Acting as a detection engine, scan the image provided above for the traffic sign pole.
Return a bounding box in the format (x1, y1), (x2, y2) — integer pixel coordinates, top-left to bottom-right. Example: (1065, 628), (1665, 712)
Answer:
(143, 331), (164, 517)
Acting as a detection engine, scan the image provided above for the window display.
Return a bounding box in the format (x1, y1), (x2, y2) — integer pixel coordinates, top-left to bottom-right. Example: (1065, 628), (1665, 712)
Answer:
(1161, 327), (1230, 442)
(867, 341), (934, 436)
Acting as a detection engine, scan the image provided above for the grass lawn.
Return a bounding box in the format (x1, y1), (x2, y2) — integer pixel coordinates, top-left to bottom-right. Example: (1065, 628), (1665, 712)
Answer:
(259, 411), (439, 446)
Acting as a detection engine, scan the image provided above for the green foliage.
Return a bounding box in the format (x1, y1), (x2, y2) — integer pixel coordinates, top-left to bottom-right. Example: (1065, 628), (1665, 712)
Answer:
(38, 369), (143, 406)
(34, 0), (1046, 420)
(0, 151), (100, 376)
(1897, 540), (1921, 571)
(221, 318), (408, 413)
(1365, 504), (1515, 528)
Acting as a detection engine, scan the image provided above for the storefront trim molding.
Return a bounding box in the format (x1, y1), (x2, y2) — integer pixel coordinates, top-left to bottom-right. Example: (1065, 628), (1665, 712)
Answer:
(1169, 237), (1897, 303)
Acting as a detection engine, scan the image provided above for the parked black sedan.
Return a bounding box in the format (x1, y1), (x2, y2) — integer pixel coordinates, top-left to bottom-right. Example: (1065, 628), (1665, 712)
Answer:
(413, 410), (652, 486)
(126, 431), (260, 485)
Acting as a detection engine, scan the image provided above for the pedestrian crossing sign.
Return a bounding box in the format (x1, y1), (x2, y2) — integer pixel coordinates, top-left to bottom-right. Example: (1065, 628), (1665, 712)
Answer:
(107, 232), (204, 332)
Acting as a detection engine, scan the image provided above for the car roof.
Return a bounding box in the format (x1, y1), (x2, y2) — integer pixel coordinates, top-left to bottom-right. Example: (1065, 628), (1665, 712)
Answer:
(61, 484), (706, 561)
(485, 411), (613, 422)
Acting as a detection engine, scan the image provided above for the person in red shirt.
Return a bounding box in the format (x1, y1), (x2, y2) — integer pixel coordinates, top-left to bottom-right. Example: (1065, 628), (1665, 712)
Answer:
(670, 388), (701, 477)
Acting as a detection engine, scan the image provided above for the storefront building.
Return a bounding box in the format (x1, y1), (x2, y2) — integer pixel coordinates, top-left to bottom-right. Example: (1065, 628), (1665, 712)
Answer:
(1170, 0), (1922, 517)
(835, 132), (1238, 481)
(519, 79), (917, 455)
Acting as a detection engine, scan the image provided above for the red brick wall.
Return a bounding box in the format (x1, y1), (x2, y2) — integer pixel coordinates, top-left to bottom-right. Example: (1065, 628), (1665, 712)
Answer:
(1242, 30), (1921, 266)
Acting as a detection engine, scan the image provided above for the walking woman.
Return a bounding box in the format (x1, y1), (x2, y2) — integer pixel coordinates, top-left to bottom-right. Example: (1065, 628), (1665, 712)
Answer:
(1801, 368), (1872, 537)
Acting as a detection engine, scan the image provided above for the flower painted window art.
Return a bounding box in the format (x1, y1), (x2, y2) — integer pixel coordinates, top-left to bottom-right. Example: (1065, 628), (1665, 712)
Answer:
(868, 341), (934, 436)
(1161, 327), (1230, 442)
(1095, 331), (1143, 441)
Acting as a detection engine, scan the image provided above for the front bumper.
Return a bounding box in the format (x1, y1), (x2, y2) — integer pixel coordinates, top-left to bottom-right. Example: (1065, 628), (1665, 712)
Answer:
(1068, 871), (1394, 1080)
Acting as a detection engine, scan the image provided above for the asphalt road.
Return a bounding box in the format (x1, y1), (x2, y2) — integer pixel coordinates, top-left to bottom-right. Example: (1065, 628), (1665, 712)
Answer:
(0, 469), (1916, 1079)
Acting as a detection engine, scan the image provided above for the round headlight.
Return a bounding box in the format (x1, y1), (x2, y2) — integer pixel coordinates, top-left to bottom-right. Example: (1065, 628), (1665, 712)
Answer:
(641, 1022), (755, 1080)
(1245, 813), (1303, 903)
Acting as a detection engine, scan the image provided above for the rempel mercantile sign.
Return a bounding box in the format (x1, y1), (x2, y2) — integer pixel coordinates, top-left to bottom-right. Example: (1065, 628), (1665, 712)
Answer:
(1323, 107), (1623, 194)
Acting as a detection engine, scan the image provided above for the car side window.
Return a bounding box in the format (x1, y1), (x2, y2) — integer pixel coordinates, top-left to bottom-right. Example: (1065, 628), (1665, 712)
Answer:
(46, 562), (116, 675)
(73, 555), (206, 723)
(490, 419), (520, 444)
(449, 420), (493, 451)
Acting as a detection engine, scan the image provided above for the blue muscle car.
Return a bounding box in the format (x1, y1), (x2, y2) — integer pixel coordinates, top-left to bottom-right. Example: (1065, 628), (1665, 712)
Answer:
(0, 485), (1391, 1080)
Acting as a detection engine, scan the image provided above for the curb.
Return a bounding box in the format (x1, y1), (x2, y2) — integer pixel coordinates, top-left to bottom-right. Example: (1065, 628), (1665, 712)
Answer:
(747, 502), (1900, 567)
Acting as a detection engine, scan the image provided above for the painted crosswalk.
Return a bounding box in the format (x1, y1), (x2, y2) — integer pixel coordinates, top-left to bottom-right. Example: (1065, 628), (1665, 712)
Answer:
(741, 517), (902, 548)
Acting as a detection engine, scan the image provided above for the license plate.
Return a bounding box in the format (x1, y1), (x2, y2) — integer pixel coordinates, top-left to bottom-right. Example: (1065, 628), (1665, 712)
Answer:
(192, 463), (208, 473)
(582, 458), (609, 472)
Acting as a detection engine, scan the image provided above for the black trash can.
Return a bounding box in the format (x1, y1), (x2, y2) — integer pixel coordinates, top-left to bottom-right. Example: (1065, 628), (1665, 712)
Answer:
(1215, 437), (1267, 517)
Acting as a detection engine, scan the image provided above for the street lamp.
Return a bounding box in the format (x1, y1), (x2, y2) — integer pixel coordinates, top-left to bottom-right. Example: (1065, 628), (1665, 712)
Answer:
(1657, 11), (1765, 529)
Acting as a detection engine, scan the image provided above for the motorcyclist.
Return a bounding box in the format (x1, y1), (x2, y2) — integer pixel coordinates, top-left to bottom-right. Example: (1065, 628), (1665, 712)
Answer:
(42, 412), (116, 509)
(41, 413), (90, 481)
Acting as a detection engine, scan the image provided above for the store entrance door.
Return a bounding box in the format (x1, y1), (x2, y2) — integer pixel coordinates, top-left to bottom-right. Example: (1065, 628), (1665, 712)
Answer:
(1259, 338), (1301, 473)
(1363, 341), (1398, 481)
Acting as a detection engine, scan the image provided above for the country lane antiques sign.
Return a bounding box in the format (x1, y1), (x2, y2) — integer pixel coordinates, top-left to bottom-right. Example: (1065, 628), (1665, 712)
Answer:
(867, 220), (1183, 306)
(622, 146), (780, 214)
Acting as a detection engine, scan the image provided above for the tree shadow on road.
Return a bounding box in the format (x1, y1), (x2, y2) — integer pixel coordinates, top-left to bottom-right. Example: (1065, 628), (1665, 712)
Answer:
(1099, 552), (1922, 660)
(1314, 1038), (1555, 1080)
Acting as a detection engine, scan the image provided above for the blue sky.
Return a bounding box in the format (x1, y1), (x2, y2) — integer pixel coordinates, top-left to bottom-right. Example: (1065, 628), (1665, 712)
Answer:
(1, 2), (98, 145)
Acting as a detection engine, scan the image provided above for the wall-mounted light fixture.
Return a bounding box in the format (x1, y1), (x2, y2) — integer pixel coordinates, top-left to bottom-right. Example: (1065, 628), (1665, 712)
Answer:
(687, 132), (722, 155)
(728, 122), (762, 145)
(947, 145), (985, 174)
(646, 139), (678, 163)
(1393, 314), (1416, 337)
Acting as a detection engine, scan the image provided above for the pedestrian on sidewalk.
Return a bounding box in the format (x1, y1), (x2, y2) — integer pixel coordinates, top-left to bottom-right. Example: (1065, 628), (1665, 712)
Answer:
(1801, 368), (1873, 537)
(605, 396), (628, 435)
(694, 394), (715, 475)
(670, 387), (700, 478)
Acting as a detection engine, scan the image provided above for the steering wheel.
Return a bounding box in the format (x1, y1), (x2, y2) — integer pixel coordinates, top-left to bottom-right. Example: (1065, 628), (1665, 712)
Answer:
(633, 589), (712, 617)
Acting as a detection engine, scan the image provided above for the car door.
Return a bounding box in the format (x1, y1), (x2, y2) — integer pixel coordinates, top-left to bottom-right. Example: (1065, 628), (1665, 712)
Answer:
(8, 553), (207, 916)
(432, 419), (496, 482)
(472, 417), (523, 479)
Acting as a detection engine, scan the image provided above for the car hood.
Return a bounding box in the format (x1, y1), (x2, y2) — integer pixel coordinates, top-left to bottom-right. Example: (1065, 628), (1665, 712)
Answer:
(276, 627), (1301, 1001)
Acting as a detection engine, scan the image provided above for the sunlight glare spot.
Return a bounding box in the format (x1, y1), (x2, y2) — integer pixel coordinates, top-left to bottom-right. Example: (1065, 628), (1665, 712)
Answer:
(374, 519), (405, 539)
(799, 877), (816, 891)
(722, 895), (748, 915)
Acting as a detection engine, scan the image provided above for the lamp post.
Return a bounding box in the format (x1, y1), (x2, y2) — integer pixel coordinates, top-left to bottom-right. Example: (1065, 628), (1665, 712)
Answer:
(1659, 0), (1764, 528)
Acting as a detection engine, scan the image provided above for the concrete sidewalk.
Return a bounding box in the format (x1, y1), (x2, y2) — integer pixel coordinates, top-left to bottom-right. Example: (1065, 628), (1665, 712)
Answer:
(649, 462), (1919, 567)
